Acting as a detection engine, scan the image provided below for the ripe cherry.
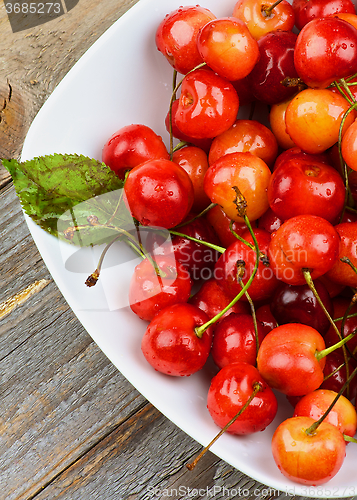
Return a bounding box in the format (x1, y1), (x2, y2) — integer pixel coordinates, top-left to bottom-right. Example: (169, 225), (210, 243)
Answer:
(268, 214), (340, 285)
(326, 222), (357, 288)
(246, 29), (299, 106)
(211, 312), (266, 368)
(204, 152), (271, 223)
(268, 154), (346, 223)
(292, 0), (356, 31)
(285, 88), (356, 154)
(197, 17), (259, 81)
(129, 254), (191, 322)
(270, 279), (334, 336)
(102, 124), (169, 180)
(188, 278), (250, 321)
(124, 159), (194, 229)
(257, 323), (327, 396)
(175, 68), (239, 139)
(294, 17), (357, 89)
(272, 416), (346, 485)
(141, 303), (213, 377)
(232, 0), (295, 40)
(155, 6), (216, 75)
(208, 119), (278, 169)
(214, 228), (280, 303)
(207, 362), (278, 435)
(294, 388), (357, 438)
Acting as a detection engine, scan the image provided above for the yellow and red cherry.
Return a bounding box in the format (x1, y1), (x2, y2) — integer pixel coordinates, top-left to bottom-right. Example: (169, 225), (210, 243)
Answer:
(205, 204), (257, 248)
(208, 119), (278, 169)
(272, 416), (346, 485)
(175, 68), (239, 139)
(155, 5), (216, 75)
(204, 152), (271, 223)
(294, 389), (357, 438)
(197, 17), (259, 81)
(341, 119), (357, 172)
(285, 88), (356, 154)
(257, 323), (327, 396)
(232, 0), (295, 40)
(269, 97), (296, 150)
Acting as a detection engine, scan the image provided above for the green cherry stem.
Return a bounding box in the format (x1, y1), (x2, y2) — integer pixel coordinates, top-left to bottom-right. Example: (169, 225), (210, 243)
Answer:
(303, 268), (351, 395)
(195, 212), (260, 338)
(315, 330), (357, 361)
(175, 202), (217, 228)
(343, 434), (357, 443)
(261, 0), (284, 17)
(239, 278), (260, 361)
(305, 364), (357, 437)
(169, 229), (226, 254)
(186, 381), (263, 471)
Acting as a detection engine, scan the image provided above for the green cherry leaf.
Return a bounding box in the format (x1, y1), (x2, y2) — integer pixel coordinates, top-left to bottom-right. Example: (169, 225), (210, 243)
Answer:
(2, 154), (126, 243)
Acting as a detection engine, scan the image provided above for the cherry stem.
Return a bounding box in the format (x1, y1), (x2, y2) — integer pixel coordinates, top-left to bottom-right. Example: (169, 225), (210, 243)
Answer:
(194, 213), (260, 338)
(186, 381), (263, 471)
(229, 221), (269, 266)
(169, 229), (225, 254)
(315, 330), (357, 361)
(239, 278), (260, 361)
(303, 268), (351, 396)
(343, 434), (357, 443)
(305, 364), (357, 436)
(337, 96), (357, 222)
(261, 0), (283, 18)
(340, 256), (357, 276)
(175, 202), (217, 228)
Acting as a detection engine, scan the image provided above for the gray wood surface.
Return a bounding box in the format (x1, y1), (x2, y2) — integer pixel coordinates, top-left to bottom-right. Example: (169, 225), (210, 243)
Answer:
(0, 1), (355, 500)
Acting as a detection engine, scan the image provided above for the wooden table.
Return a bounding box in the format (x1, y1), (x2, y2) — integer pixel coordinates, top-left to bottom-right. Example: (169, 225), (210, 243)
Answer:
(0, 2), (354, 499)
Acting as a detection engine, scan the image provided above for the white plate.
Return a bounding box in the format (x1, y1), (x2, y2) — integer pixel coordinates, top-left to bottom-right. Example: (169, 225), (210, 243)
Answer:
(20, 0), (357, 497)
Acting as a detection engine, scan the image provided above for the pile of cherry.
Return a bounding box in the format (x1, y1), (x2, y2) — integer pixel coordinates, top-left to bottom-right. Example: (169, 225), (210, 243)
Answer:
(99, 0), (357, 488)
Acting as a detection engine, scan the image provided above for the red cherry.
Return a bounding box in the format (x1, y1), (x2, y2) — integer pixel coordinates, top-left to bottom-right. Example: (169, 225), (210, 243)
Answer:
(102, 124), (169, 180)
(257, 323), (326, 396)
(246, 29), (299, 105)
(207, 362), (278, 435)
(294, 17), (357, 89)
(214, 228), (280, 303)
(129, 255), (191, 322)
(141, 303), (213, 377)
(326, 222), (357, 288)
(175, 68), (239, 139)
(124, 159), (194, 229)
(155, 6), (216, 75)
(292, 0), (356, 31)
(268, 155), (346, 223)
(211, 313), (266, 368)
(268, 215), (340, 285)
